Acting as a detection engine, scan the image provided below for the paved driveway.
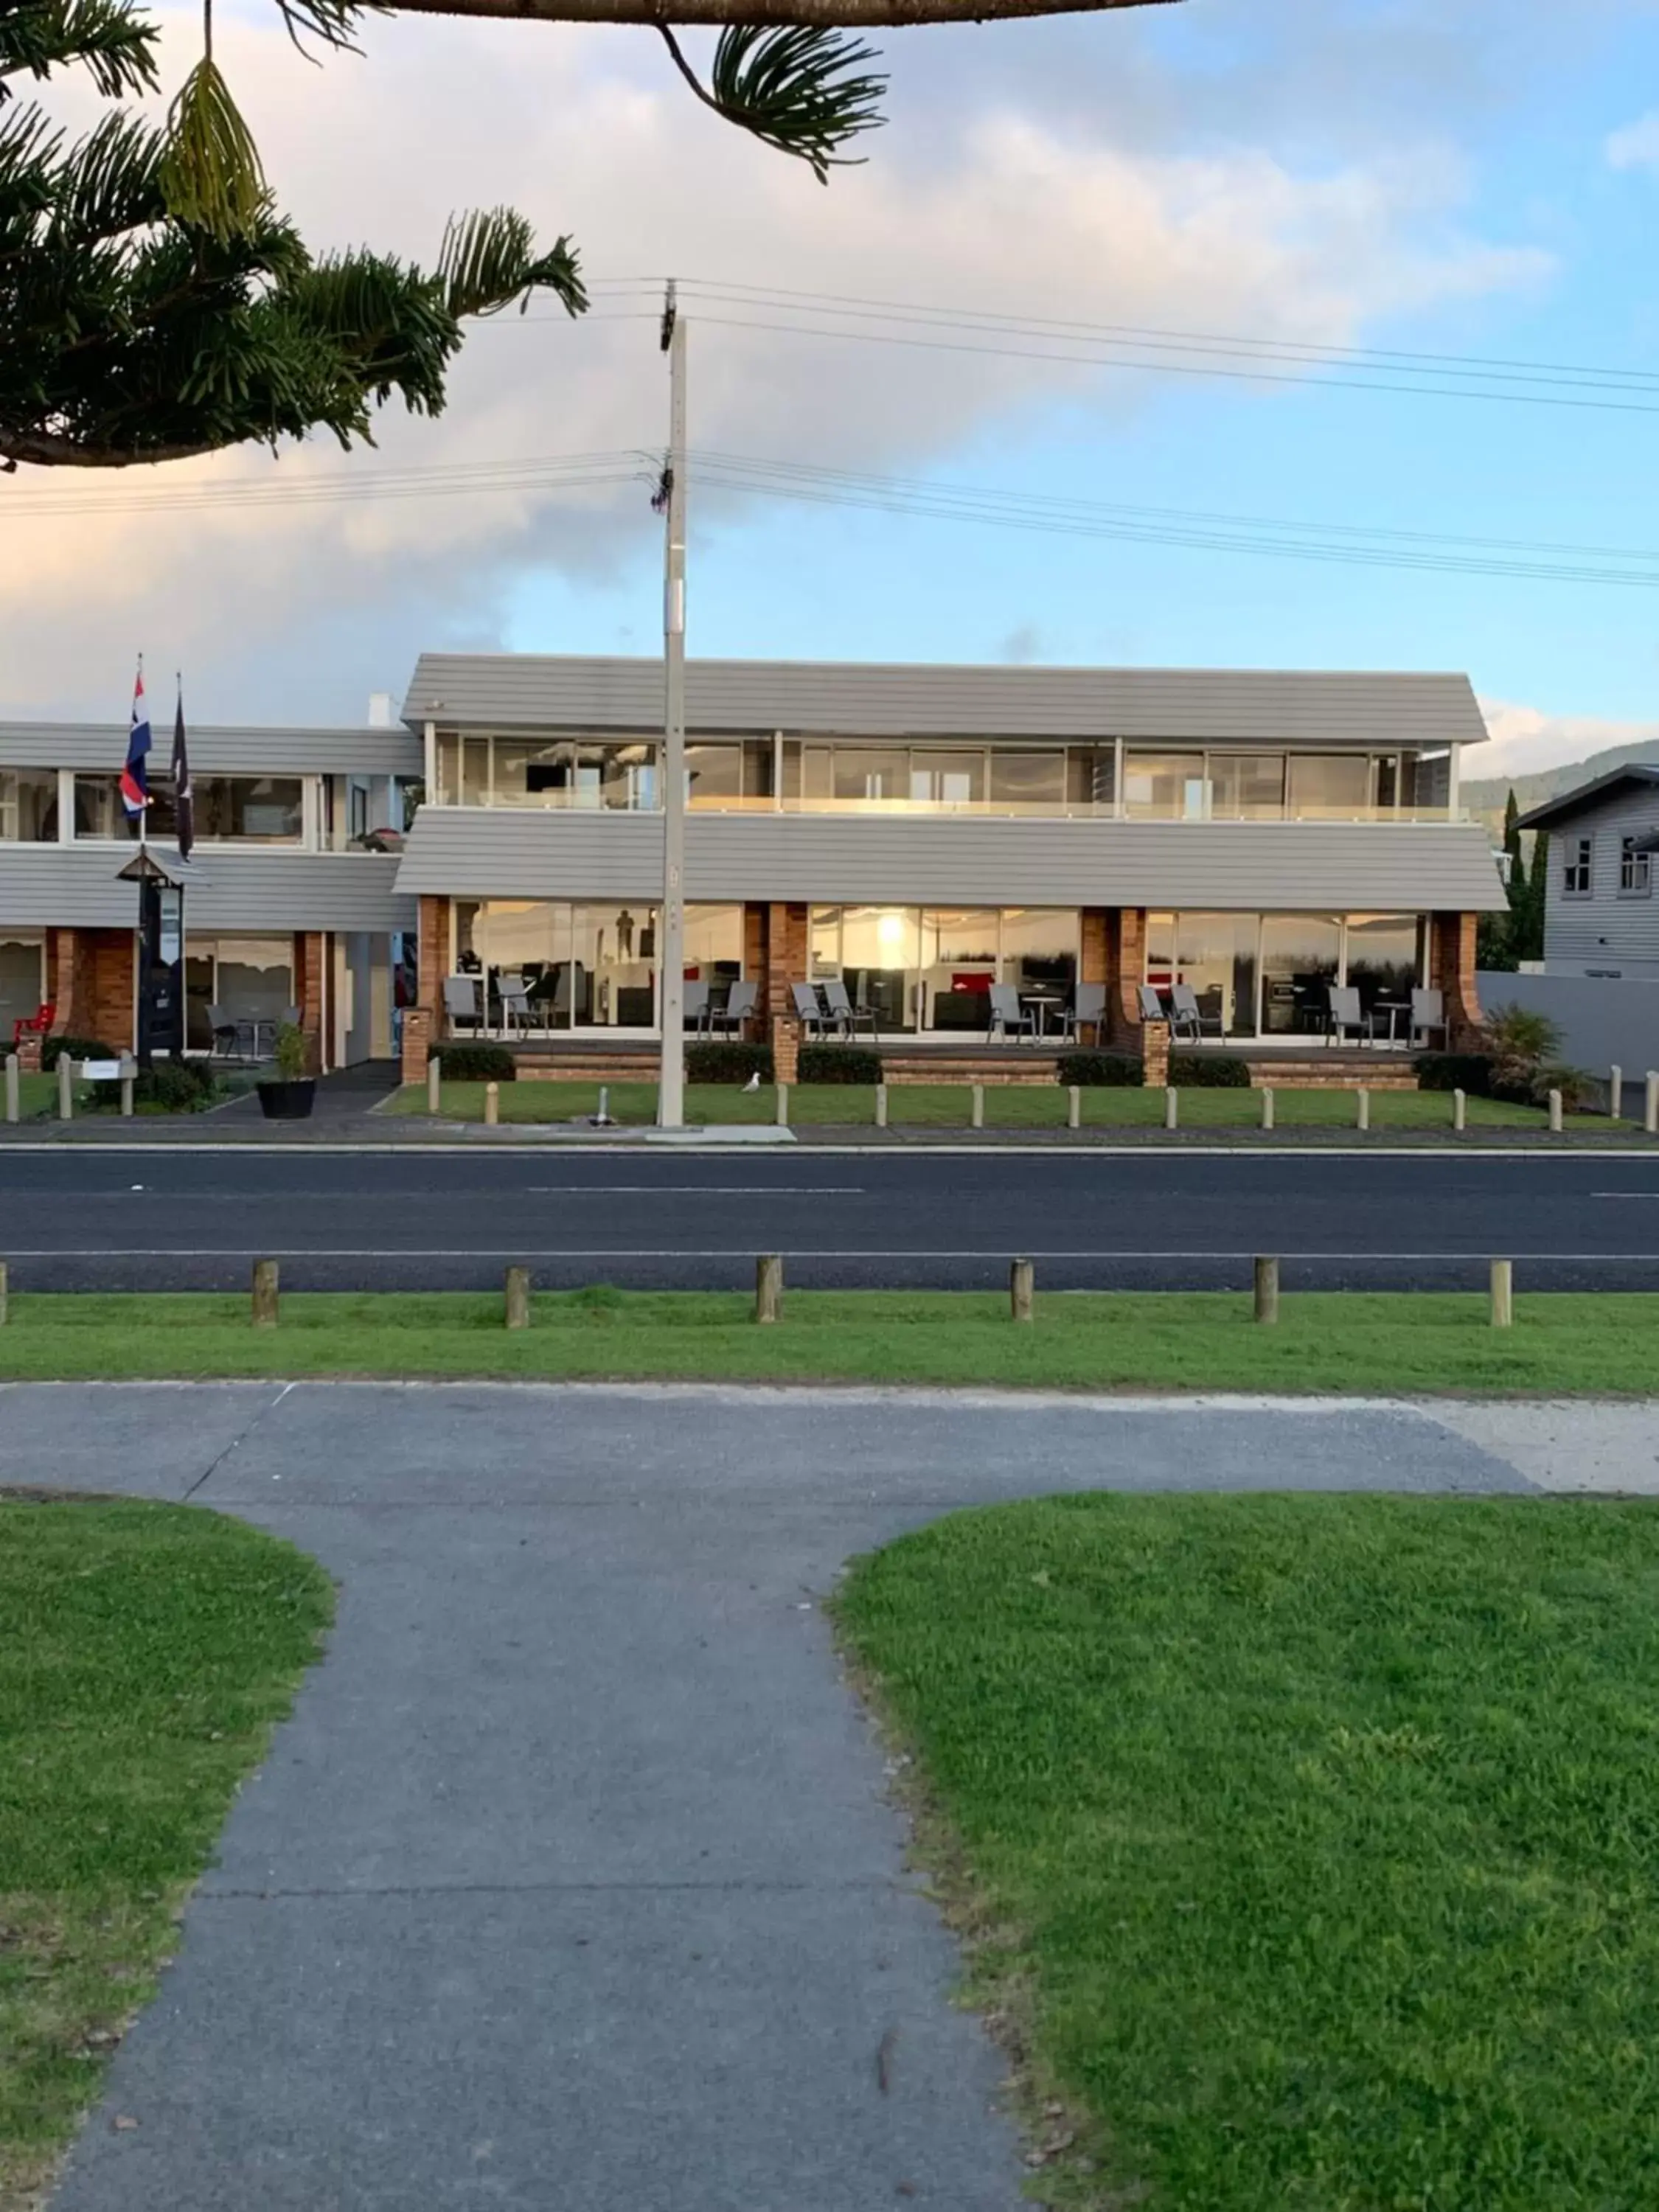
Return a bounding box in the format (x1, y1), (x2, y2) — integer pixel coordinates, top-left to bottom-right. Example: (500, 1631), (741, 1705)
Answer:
(1, 1384), (1597, 2211)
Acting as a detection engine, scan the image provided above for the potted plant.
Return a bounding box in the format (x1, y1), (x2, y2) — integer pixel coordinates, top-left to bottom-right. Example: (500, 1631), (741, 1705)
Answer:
(257, 1022), (316, 1120)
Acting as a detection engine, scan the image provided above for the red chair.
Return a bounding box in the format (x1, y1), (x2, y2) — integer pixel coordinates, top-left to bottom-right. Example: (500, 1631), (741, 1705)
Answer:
(11, 1001), (55, 1050)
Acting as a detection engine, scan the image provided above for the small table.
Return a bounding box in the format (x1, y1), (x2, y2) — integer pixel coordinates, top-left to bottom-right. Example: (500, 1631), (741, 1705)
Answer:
(1372, 999), (1411, 1044)
(1020, 992), (1064, 1039)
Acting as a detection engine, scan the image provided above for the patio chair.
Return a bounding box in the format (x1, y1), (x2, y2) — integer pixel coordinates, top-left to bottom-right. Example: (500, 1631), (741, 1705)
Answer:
(1409, 987), (1447, 1048)
(204, 1001), (247, 1061)
(706, 978), (758, 1037)
(443, 974), (484, 1033)
(496, 973), (534, 1038)
(987, 983), (1037, 1043)
(1326, 984), (1368, 1044)
(1137, 984), (1167, 1025)
(1169, 983), (1223, 1043)
(681, 979), (712, 1032)
(10, 1001), (55, 1052)
(791, 981), (830, 1037)
(1055, 981), (1107, 1044)
(821, 975), (877, 1039)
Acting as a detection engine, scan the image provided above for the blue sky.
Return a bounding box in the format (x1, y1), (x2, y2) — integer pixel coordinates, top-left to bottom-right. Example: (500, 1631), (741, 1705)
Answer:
(8, 0), (1659, 773)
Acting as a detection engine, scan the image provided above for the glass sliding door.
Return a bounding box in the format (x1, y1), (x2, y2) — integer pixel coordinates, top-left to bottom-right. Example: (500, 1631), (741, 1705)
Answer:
(919, 908), (999, 1031)
(1344, 914), (1421, 1031)
(1260, 916), (1340, 1034)
(1175, 913), (1258, 1037)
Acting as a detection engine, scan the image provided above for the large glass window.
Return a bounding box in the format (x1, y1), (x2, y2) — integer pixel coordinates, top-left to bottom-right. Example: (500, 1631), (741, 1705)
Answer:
(1208, 755), (1287, 821)
(1124, 751), (1206, 819)
(1175, 913), (1259, 1037)
(686, 742), (771, 808)
(72, 773), (299, 842)
(0, 936), (44, 1034)
(453, 900), (740, 1030)
(911, 752), (986, 807)
(919, 908), (1000, 1030)
(1285, 754), (1371, 821)
(1259, 916), (1342, 1034)
(989, 752), (1066, 810)
(1344, 914), (1421, 1021)
(0, 770), (58, 841)
(811, 905), (921, 1030)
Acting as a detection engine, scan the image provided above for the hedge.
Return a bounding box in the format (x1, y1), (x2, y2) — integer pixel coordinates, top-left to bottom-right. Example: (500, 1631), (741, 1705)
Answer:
(1168, 1051), (1252, 1088)
(798, 1043), (883, 1085)
(434, 1041), (518, 1082)
(1415, 1052), (1495, 1096)
(91, 1059), (220, 1113)
(1054, 1051), (1146, 1088)
(39, 1034), (116, 1071)
(687, 1040), (773, 1083)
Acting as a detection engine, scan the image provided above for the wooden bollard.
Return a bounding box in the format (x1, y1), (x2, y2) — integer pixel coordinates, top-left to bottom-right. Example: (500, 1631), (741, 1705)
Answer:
(504, 1265), (531, 1331)
(1067, 1085), (1081, 1130)
(1164, 1086), (1178, 1131)
(251, 1258), (279, 1329)
(1010, 1256), (1034, 1323)
(0, 1259), (8, 1328)
(970, 1082), (984, 1129)
(775, 1082), (790, 1127)
(57, 1055), (72, 1121)
(1610, 1063), (1624, 1122)
(1355, 1088), (1370, 1133)
(1260, 1086), (1275, 1131)
(119, 1053), (134, 1119)
(484, 1080), (499, 1127)
(755, 1253), (783, 1324)
(428, 1055), (442, 1113)
(1490, 1258), (1514, 1329)
(1548, 1088), (1563, 1134)
(1253, 1255), (1279, 1326)
(4, 1053), (18, 1124)
(874, 1082), (888, 1129)
(1453, 1087), (1467, 1133)
(1647, 1072), (1659, 1137)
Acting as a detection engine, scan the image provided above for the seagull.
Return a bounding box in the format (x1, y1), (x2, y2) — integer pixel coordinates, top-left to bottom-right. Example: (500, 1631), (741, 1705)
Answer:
(742, 1071), (762, 1093)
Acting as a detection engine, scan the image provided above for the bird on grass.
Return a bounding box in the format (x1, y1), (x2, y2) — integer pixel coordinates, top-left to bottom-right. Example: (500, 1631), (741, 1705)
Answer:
(742, 1071), (762, 1092)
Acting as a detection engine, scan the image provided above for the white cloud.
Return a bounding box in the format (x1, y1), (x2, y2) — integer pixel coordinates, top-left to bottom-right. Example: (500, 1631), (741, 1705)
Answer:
(1606, 111), (1659, 170)
(1472, 699), (1659, 782)
(0, 7), (1550, 719)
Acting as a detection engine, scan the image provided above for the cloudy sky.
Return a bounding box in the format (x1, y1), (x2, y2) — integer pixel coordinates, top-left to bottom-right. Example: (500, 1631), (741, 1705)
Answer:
(9, 0), (1659, 780)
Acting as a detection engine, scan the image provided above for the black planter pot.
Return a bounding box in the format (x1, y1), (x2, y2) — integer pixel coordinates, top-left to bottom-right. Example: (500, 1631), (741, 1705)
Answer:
(257, 1078), (316, 1121)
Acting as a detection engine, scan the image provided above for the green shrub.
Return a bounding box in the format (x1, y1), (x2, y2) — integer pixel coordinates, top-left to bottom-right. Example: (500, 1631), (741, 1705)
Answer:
(1416, 1052), (1495, 1096)
(92, 1058), (220, 1113)
(1169, 1051), (1251, 1088)
(434, 1041), (517, 1082)
(1054, 1051), (1146, 1088)
(40, 1034), (115, 1071)
(687, 1040), (773, 1083)
(274, 1021), (309, 1081)
(798, 1043), (882, 1085)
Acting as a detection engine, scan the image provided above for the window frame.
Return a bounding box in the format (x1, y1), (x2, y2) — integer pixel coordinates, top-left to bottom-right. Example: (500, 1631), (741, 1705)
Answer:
(1562, 835), (1595, 898)
(1619, 835), (1653, 898)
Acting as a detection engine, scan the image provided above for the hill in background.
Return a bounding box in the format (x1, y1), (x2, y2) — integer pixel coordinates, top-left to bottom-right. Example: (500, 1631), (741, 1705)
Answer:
(1464, 738), (1659, 839)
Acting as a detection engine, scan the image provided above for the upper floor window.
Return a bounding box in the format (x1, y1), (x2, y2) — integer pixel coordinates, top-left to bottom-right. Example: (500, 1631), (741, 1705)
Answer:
(435, 731), (655, 810)
(1564, 836), (1594, 896)
(1621, 835), (1652, 896)
(73, 773), (302, 844)
(1124, 751), (1206, 820)
(0, 768), (58, 841)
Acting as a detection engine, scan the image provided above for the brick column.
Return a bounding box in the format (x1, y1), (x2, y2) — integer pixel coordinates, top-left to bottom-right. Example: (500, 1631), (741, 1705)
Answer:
(400, 1006), (433, 1085)
(760, 901), (809, 1076)
(1141, 1018), (1171, 1088)
(45, 927), (86, 1039)
(15, 1034), (42, 1072)
(1429, 911), (1484, 1047)
(293, 930), (327, 1074)
(417, 894), (447, 1035)
(86, 932), (136, 1051)
(1101, 907), (1148, 1048)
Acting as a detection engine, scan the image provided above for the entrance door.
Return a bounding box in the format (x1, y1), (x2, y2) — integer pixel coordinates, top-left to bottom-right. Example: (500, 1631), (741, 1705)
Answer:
(1260, 917), (1340, 1035)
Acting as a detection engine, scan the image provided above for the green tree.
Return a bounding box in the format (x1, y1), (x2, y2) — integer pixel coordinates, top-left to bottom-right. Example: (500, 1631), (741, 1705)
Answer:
(1478, 787), (1525, 971)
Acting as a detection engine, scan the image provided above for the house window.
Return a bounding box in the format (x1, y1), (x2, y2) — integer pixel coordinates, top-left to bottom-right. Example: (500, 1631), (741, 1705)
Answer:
(1563, 838), (1594, 896)
(1620, 837), (1652, 897)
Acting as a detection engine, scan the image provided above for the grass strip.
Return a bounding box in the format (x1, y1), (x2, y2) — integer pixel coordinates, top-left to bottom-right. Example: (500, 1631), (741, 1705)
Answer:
(0, 1499), (332, 2209)
(0, 1289), (1657, 1393)
(835, 1493), (1659, 2211)
(387, 1080), (1615, 1130)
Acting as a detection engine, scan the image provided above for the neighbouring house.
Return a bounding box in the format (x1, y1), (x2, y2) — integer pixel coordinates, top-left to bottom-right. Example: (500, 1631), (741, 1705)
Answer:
(1517, 765), (1659, 977)
(391, 653), (1506, 1084)
(0, 714), (420, 1070)
(1, 656), (1509, 1082)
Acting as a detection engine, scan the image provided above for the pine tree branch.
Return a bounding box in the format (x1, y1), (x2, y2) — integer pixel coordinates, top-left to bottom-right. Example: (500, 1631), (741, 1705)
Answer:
(345, 0), (1173, 24)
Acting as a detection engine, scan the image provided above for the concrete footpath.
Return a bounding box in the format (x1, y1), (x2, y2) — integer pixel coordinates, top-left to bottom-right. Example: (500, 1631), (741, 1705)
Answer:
(5, 1385), (1652, 2212)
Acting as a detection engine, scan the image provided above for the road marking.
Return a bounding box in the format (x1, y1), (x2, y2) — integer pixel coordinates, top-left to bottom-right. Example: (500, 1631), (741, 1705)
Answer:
(7, 1248), (1659, 1262)
(522, 1186), (866, 1197)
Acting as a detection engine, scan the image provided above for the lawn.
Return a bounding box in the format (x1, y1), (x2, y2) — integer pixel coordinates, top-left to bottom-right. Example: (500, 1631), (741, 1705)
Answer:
(6, 1074), (58, 1121)
(1, 1289), (1658, 1394)
(389, 1079), (1615, 1132)
(0, 1498), (332, 2209)
(835, 1493), (1659, 2211)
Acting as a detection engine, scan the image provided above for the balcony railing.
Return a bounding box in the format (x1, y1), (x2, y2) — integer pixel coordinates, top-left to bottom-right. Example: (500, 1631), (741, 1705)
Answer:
(433, 790), (1466, 826)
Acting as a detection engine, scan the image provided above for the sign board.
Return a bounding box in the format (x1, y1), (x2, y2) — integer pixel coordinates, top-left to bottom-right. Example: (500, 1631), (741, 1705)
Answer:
(80, 1060), (123, 1081)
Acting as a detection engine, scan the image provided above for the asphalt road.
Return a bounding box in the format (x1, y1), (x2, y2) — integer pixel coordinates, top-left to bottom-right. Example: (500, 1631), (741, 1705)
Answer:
(14, 1382), (1542, 2212)
(3, 1144), (1659, 1290)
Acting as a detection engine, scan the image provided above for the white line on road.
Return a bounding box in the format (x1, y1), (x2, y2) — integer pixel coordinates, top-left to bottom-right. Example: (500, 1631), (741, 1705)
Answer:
(7, 1248), (1659, 1262)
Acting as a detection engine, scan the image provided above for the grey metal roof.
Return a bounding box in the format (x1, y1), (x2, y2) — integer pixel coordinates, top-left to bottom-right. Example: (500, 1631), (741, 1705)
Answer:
(401, 654), (1491, 750)
(0, 844), (414, 931)
(1517, 765), (1659, 832)
(0, 723), (422, 774)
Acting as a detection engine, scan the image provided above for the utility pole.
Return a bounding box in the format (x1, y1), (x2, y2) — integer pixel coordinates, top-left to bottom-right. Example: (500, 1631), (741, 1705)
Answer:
(658, 282), (687, 1127)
